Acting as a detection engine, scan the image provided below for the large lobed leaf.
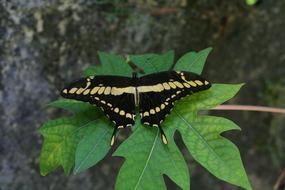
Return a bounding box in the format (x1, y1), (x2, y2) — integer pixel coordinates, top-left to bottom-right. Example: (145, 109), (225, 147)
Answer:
(114, 48), (251, 190)
(39, 48), (252, 190)
(164, 83), (252, 190)
(114, 124), (189, 190)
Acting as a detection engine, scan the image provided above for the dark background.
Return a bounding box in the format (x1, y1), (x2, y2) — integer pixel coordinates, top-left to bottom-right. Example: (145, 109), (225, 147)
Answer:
(1, 0), (285, 189)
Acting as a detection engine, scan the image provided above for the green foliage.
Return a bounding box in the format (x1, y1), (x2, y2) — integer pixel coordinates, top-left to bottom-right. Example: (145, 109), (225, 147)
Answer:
(83, 51), (133, 77)
(128, 50), (174, 75)
(175, 47), (212, 74)
(39, 48), (252, 190)
(245, 0), (258, 6)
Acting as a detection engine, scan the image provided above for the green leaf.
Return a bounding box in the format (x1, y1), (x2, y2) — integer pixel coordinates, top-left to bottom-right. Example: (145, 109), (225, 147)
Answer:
(74, 120), (113, 174)
(129, 50), (174, 75)
(83, 51), (133, 77)
(48, 99), (96, 114)
(246, 0), (257, 5)
(161, 83), (252, 190)
(39, 114), (97, 175)
(114, 124), (189, 190)
(175, 47), (212, 74)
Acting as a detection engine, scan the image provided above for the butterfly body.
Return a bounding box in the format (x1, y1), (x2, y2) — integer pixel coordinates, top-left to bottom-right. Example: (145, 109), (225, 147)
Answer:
(61, 71), (211, 145)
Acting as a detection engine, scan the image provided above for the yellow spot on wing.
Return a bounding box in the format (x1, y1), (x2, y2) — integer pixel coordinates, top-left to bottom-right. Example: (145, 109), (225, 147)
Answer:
(143, 112), (150, 117)
(188, 81), (197, 87)
(114, 108), (119, 113)
(168, 82), (176, 89)
(83, 89), (90, 95)
(119, 110), (125, 116)
(69, 88), (78, 94)
(161, 104), (165, 109)
(126, 113), (132, 118)
(204, 81), (209, 85)
(155, 107), (160, 112)
(162, 82), (170, 90)
(150, 109), (155, 114)
(173, 81), (184, 88)
(76, 88), (85, 94)
(63, 89), (68, 94)
(104, 86), (111, 95)
(183, 82), (190, 88)
(90, 87), (100, 94)
(195, 80), (203, 86)
(98, 87), (105, 94)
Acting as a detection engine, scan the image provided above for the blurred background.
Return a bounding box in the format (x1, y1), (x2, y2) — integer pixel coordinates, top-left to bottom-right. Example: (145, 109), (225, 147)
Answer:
(1, 0), (285, 189)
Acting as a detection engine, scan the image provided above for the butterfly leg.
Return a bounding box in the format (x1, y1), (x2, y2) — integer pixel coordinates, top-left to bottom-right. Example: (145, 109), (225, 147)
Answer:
(158, 125), (168, 144)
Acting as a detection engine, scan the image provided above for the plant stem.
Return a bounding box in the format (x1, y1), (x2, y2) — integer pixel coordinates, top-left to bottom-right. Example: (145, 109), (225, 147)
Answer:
(212, 105), (285, 114)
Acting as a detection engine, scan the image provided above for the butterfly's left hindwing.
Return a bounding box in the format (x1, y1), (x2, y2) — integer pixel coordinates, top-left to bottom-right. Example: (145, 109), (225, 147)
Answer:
(61, 76), (136, 129)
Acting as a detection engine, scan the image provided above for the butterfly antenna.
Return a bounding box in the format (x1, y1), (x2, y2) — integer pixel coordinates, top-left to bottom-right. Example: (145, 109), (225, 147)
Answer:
(158, 125), (168, 144)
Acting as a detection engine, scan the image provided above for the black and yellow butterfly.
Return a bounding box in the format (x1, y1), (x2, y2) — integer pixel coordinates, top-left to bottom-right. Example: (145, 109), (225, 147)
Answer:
(61, 71), (211, 145)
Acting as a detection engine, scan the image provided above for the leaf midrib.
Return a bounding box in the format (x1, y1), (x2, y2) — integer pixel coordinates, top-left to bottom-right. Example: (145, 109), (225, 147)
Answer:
(74, 129), (109, 173)
(134, 129), (159, 190)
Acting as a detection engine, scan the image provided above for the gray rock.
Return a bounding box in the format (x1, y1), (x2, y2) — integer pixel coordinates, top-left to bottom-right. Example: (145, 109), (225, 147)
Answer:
(1, 0), (284, 190)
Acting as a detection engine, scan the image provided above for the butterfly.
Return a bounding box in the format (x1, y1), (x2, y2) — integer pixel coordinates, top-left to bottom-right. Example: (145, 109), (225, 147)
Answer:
(61, 70), (211, 146)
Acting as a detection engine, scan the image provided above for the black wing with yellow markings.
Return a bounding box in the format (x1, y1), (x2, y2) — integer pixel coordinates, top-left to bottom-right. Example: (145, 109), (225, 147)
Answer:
(60, 70), (211, 146)
(61, 75), (136, 145)
(138, 71), (211, 144)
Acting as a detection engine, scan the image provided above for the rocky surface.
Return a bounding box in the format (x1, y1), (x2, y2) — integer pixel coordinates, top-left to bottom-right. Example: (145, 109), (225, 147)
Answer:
(1, 0), (284, 190)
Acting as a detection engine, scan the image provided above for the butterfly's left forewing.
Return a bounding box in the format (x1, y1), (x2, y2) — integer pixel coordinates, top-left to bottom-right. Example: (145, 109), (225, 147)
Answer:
(61, 76), (136, 129)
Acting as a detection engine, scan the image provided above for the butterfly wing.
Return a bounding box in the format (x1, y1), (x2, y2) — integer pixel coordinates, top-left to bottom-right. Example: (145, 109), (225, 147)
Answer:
(138, 71), (211, 144)
(61, 75), (136, 145)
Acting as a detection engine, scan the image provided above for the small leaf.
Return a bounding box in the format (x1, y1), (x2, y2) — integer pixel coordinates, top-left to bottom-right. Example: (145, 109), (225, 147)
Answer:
(114, 124), (190, 190)
(129, 50), (174, 75)
(83, 51), (133, 77)
(175, 47), (212, 74)
(48, 99), (96, 114)
(74, 121), (113, 174)
(40, 115), (97, 175)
